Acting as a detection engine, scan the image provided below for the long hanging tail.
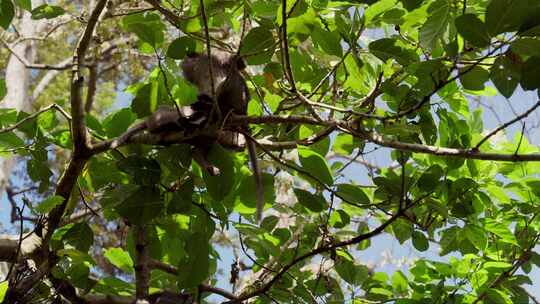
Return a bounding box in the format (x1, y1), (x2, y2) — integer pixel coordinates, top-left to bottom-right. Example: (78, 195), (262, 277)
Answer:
(247, 138), (264, 222)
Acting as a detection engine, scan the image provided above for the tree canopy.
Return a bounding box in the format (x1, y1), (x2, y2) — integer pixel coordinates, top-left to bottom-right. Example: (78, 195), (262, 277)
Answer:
(0, 0), (540, 303)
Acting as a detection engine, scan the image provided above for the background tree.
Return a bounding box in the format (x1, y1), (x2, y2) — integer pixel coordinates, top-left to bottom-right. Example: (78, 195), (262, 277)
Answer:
(0, 0), (540, 303)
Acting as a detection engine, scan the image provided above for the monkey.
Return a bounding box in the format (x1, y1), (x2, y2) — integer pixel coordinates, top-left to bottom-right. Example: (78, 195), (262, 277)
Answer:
(182, 50), (265, 221)
(111, 104), (221, 175)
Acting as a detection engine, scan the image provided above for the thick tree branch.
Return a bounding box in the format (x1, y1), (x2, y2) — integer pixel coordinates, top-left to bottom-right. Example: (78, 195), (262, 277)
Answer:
(7, 0), (110, 299)
(134, 225), (150, 300)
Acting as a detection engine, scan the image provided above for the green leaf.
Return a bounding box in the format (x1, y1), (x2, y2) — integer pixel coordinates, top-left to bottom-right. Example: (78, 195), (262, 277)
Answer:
(116, 156), (161, 186)
(239, 27), (275, 65)
(464, 224), (487, 251)
(35, 195), (64, 213)
(418, 0), (450, 50)
(203, 144), (236, 201)
(336, 184), (370, 205)
(103, 248), (133, 273)
(115, 186), (163, 225)
(412, 231), (429, 251)
(400, 0), (423, 11)
(511, 38), (540, 57)
(103, 108), (136, 138)
(486, 0), (528, 36)
(166, 36), (196, 59)
(455, 14), (491, 48)
(391, 271), (408, 293)
(167, 178), (193, 214)
(31, 4), (64, 19)
(485, 288), (512, 304)
(63, 222), (94, 252)
(329, 210), (350, 228)
(0, 79), (6, 100)
(520, 56), (540, 90)
(177, 232), (210, 288)
(0, 0), (14, 29)
(294, 189), (327, 212)
(460, 66), (489, 91)
(417, 164), (443, 193)
(298, 147), (333, 186)
(335, 259), (369, 285)
(13, 0), (30, 10)
(490, 54), (521, 98)
(0, 281), (7, 302)
(369, 38), (418, 65)
(172, 79), (198, 106)
(484, 261), (512, 271)
(312, 28), (342, 57)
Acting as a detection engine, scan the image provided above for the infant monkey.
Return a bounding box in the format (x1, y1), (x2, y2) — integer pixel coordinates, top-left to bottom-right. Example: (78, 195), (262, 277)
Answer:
(182, 50), (264, 221)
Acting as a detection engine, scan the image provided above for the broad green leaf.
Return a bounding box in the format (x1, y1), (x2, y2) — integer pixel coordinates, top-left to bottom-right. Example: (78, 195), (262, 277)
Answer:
(104, 248), (133, 273)
(63, 222), (94, 252)
(31, 4), (64, 19)
(333, 133), (361, 155)
(400, 0), (423, 11)
(130, 83), (153, 118)
(103, 108), (136, 138)
(412, 231), (429, 251)
(485, 220), (517, 245)
(391, 271), (408, 293)
(485, 288), (512, 304)
(239, 27), (275, 65)
(490, 54), (521, 98)
(329, 210), (350, 228)
(464, 224), (487, 251)
(364, 0), (396, 22)
(166, 36), (196, 59)
(369, 38), (418, 66)
(486, 0), (528, 36)
(418, 0), (450, 50)
(511, 38), (540, 57)
(455, 14), (491, 48)
(460, 66), (489, 91)
(116, 156), (161, 186)
(335, 259), (369, 285)
(172, 79), (198, 106)
(484, 261), (512, 271)
(36, 195), (64, 213)
(115, 186), (163, 225)
(520, 56), (540, 90)
(312, 28), (342, 57)
(177, 232), (210, 288)
(0, 0), (14, 29)
(336, 184), (370, 205)
(167, 179), (193, 214)
(294, 189), (326, 212)
(298, 147), (333, 186)
(417, 164), (443, 193)
(203, 144), (236, 201)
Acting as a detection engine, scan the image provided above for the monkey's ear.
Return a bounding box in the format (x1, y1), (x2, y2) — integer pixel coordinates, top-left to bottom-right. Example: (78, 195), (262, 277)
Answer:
(235, 56), (247, 70)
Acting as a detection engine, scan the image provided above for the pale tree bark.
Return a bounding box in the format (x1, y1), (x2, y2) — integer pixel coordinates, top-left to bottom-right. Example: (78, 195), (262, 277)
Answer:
(0, 0), (45, 282)
(0, 0), (45, 190)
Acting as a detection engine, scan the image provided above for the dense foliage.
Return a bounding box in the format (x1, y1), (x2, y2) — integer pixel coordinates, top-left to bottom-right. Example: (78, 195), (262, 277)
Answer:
(0, 0), (540, 303)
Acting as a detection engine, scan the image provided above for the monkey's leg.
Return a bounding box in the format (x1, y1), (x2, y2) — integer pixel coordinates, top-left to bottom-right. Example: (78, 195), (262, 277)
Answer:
(192, 145), (220, 176)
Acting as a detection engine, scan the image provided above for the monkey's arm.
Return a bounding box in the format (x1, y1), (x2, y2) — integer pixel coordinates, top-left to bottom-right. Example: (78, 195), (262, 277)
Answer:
(109, 122), (147, 149)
